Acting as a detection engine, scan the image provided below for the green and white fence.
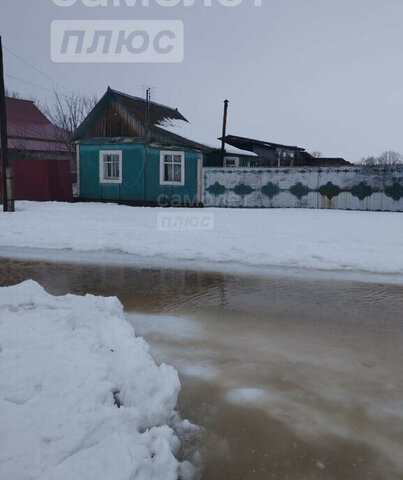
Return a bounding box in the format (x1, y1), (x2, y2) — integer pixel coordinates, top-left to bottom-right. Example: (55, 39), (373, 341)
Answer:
(203, 166), (403, 211)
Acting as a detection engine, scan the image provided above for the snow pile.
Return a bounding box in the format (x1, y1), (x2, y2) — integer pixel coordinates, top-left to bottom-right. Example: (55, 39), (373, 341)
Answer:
(0, 281), (191, 480)
(157, 118), (256, 156)
(1, 202), (403, 276)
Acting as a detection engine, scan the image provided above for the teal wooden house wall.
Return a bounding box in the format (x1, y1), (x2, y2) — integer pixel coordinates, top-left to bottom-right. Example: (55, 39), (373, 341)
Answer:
(78, 142), (202, 206)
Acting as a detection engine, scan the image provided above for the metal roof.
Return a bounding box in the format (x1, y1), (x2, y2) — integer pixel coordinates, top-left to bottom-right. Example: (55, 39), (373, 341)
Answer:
(111, 88), (187, 126)
(5, 97), (70, 152)
(223, 134), (306, 152)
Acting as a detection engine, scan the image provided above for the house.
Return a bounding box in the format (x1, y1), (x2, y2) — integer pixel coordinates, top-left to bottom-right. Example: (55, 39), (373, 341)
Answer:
(223, 135), (351, 167)
(1, 97), (73, 201)
(71, 88), (254, 206)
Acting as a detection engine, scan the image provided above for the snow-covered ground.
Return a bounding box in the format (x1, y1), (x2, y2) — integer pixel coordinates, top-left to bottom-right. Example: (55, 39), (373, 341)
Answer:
(0, 201), (403, 277)
(0, 281), (194, 480)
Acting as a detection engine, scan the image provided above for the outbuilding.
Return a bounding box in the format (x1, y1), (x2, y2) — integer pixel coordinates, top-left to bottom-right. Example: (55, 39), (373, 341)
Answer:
(223, 134), (351, 168)
(1, 97), (73, 202)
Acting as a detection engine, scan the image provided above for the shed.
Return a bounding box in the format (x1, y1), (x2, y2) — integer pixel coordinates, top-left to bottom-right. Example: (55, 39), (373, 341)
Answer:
(71, 88), (254, 206)
(223, 135), (350, 167)
(0, 97), (73, 202)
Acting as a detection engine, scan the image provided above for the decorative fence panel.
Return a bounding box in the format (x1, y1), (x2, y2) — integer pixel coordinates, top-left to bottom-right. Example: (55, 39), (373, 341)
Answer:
(202, 166), (403, 211)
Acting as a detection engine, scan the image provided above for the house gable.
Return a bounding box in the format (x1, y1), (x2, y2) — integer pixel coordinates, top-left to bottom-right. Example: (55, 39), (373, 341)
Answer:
(71, 90), (145, 141)
(71, 88), (188, 142)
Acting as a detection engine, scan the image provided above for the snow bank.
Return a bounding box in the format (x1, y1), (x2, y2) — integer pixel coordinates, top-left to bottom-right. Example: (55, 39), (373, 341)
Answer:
(0, 280), (191, 480)
(1, 202), (403, 276)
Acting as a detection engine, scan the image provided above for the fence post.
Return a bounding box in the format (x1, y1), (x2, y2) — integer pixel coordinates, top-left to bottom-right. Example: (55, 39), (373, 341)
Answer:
(6, 167), (14, 212)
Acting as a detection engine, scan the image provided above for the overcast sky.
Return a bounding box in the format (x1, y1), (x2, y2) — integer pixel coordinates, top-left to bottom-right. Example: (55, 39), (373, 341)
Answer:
(1, 0), (403, 162)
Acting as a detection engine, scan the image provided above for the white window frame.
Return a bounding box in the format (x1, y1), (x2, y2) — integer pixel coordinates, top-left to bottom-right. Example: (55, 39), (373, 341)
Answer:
(160, 151), (185, 186)
(99, 150), (122, 184)
(224, 156), (240, 168)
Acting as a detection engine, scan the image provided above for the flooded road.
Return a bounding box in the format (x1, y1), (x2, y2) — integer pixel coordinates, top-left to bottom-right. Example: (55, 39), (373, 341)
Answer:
(1, 258), (402, 480)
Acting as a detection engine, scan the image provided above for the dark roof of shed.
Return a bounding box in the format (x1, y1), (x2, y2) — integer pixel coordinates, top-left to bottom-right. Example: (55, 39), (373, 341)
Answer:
(319, 157), (348, 161)
(223, 134), (305, 152)
(316, 157), (351, 165)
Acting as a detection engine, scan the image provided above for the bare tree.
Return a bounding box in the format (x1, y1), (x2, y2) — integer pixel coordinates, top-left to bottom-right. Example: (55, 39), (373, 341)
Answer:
(43, 90), (98, 153)
(378, 150), (403, 165)
(40, 91), (98, 185)
(360, 156), (377, 166)
(360, 151), (403, 166)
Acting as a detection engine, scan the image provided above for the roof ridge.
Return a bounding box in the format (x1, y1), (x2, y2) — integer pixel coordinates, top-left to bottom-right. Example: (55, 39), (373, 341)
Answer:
(6, 97), (35, 104)
(109, 88), (181, 113)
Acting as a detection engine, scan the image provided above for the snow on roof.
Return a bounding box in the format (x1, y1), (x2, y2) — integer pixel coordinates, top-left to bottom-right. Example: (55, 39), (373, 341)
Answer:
(156, 118), (257, 157)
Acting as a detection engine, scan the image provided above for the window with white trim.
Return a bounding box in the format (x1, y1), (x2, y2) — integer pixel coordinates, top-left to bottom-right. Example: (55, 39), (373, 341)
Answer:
(160, 151), (185, 186)
(99, 150), (122, 184)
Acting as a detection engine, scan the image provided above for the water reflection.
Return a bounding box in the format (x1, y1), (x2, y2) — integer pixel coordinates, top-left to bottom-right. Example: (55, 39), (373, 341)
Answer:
(1, 258), (403, 480)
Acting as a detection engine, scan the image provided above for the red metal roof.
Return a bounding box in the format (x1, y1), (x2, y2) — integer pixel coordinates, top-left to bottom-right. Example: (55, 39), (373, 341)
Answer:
(5, 97), (70, 152)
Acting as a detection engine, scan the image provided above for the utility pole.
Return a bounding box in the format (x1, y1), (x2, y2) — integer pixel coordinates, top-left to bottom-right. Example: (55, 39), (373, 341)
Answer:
(145, 87), (151, 140)
(220, 99), (229, 167)
(0, 36), (9, 212)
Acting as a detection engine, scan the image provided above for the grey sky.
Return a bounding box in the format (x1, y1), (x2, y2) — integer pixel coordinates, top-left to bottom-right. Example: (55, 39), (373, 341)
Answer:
(1, 0), (403, 162)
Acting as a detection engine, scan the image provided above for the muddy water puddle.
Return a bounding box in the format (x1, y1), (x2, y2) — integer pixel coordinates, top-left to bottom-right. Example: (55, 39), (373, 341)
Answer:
(1, 258), (402, 480)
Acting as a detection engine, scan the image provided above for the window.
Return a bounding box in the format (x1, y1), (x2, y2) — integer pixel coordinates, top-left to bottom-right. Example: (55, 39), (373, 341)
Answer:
(99, 150), (122, 184)
(160, 151), (185, 186)
(224, 156), (239, 168)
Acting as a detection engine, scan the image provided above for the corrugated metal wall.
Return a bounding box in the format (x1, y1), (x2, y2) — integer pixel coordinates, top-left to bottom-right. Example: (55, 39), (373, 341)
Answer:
(1, 159), (73, 202)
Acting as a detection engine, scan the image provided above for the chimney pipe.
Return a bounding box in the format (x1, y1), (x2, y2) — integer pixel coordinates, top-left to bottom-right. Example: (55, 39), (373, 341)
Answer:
(220, 99), (229, 167)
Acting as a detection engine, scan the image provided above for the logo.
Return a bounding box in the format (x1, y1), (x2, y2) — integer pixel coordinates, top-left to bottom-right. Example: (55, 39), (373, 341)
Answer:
(51, 20), (184, 62)
(157, 212), (215, 231)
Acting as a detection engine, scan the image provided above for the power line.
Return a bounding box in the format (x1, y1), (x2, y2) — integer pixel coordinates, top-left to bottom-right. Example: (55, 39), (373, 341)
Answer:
(4, 73), (54, 94)
(4, 44), (161, 100)
(3, 45), (73, 94)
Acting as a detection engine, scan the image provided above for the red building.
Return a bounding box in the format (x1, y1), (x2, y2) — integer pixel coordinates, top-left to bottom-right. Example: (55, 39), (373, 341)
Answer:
(0, 97), (73, 202)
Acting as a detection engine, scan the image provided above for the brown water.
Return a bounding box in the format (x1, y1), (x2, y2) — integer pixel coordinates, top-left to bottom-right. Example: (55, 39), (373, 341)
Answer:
(1, 258), (402, 480)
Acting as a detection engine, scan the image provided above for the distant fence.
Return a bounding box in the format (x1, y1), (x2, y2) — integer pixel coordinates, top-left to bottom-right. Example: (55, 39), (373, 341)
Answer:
(203, 166), (403, 211)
